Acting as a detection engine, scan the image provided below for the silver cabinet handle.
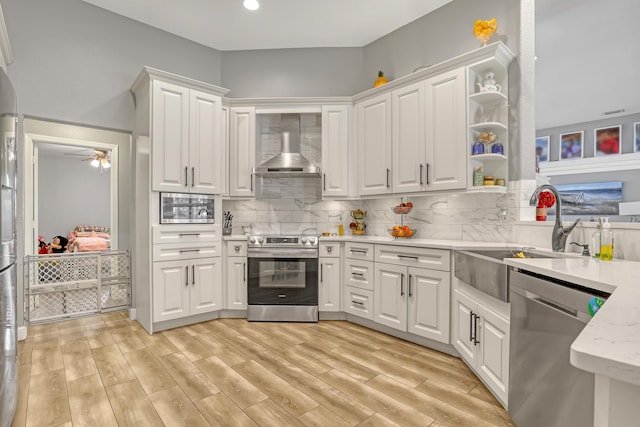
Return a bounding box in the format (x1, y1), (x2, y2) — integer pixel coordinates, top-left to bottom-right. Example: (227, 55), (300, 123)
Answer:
(278, 294), (287, 298)
(419, 164), (424, 186)
(473, 313), (480, 345)
(400, 273), (405, 296)
(185, 266), (189, 286)
(398, 254), (419, 260)
(192, 265), (195, 285)
(350, 249), (368, 255)
(191, 167), (195, 187)
(323, 173), (326, 191)
(243, 263), (246, 282)
(185, 167), (188, 187)
(426, 163), (430, 185)
(250, 173), (254, 191)
(179, 249), (200, 254)
(386, 168), (390, 188)
(234, 245), (241, 253)
(469, 311), (474, 342)
(320, 263), (324, 282)
(408, 274), (413, 297)
(326, 246), (333, 254)
(179, 233), (201, 237)
(352, 300), (364, 306)
(351, 272), (364, 277)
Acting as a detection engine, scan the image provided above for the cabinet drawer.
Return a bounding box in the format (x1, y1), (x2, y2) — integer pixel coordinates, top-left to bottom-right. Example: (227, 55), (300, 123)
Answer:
(375, 245), (450, 271)
(344, 242), (374, 261)
(153, 241), (220, 262)
(319, 242), (341, 258)
(343, 259), (374, 291)
(226, 241), (248, 257)
(344, 286), (374, 320)
(152, 225), (219, 244)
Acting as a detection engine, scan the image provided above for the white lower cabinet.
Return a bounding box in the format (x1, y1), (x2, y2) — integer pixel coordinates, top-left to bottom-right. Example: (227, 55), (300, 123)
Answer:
(153, 257), (222, 323)
(344, 286), (374, 320)
(225, 241), (247, 310)
(453, 288), (510, 406)
(319, 242), (341, 312)
(373, 262), (450, 343)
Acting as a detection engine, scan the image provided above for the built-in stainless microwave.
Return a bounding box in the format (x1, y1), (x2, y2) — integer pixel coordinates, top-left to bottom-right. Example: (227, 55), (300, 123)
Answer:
(160, 193), (215, 224)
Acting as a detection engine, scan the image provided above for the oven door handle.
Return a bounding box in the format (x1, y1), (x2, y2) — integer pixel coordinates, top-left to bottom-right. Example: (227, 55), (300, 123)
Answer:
(248, 249), (319, 259)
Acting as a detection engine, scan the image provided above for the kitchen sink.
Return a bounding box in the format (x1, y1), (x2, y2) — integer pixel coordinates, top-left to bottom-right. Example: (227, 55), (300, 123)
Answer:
(453, 248), (575, 302)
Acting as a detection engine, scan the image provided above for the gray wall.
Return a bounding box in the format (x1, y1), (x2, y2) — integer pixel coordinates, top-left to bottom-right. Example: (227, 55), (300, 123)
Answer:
(38, 150), (110, 242)
(221, 47), (364, 98)
(2, 0), (223, 131)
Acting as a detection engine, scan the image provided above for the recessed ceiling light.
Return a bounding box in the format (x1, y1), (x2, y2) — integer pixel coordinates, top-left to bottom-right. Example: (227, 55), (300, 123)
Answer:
(243, 0), (259, 11)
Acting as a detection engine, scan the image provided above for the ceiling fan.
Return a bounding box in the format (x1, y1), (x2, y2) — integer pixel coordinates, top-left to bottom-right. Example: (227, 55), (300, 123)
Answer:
(64, 149), (111, 171)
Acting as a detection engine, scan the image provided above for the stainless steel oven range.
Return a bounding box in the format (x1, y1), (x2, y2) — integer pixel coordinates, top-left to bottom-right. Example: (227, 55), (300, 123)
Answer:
(247, 235), (319, 322)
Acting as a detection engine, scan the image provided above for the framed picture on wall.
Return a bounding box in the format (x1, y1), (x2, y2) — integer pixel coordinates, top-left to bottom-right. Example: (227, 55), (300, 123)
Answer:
(635, 122), (640, 153)
(594, 125), (621, 156)
(559, 131), (583, 160)
(536, 136), (550, 162)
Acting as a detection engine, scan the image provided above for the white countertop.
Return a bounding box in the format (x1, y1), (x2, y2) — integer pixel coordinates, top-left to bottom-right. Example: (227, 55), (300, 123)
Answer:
(504, 257), (640, 387)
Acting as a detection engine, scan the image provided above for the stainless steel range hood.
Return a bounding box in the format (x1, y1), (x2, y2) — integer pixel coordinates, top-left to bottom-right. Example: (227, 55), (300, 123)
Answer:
(253, 114), (320, 177)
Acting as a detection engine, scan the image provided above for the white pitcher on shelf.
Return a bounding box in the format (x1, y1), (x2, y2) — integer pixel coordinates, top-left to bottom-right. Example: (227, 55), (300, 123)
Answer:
(477, 71), (501, 92)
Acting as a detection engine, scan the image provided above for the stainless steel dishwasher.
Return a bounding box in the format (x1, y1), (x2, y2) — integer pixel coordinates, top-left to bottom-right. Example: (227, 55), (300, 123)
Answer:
(508, 267), (609, 427)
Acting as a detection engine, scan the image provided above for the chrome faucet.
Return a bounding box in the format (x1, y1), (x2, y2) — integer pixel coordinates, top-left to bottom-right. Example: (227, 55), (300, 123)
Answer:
(529, 184), (580, 252)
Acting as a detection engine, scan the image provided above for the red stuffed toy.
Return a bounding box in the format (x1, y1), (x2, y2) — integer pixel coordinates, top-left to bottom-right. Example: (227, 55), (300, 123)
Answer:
(37, 235), (49, 254)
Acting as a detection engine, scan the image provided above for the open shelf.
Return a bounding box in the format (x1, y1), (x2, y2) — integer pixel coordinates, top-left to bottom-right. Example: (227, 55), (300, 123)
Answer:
(468, 91), (507, 105)
(470, 153), (507, 162)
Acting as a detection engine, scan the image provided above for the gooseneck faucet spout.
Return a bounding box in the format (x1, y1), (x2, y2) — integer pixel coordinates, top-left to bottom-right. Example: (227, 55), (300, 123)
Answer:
(530, 184), (580, 252)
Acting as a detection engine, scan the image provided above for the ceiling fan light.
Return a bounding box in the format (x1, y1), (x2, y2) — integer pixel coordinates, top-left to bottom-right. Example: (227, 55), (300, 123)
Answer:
(102, 158), (111, 168)
(243, 0), (259, 11)
(90, 158), (100, 167)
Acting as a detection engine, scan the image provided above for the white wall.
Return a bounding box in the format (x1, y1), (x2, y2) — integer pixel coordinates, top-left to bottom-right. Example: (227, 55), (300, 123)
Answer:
(37, 151), (110, 243)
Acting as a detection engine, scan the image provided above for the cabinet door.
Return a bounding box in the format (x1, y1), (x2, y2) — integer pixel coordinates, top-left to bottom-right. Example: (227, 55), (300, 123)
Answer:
(153, 260), (190, 322)
(373, 263), (407, 331)
(226, 256), (247, 310)
(319, 257), (340, 312)
(425, 68), (467, 191)
(190, 257), (222, 315)
(407, 267), (450, 343)
(357, 93), (392, 196)
(392, 81), (426, 193)
(476, 304), (510, 404)
(221, 106), (229, 196)
(189, 89), (222, 194)
(321, 105), (349, 197)
(152, 80), (189, 192)
(452, 289), (477, 367)
(229, 106), (256, 197)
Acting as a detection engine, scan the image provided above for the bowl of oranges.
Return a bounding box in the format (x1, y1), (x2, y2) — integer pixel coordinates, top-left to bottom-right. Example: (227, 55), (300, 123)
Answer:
(390, 225), (415, 238)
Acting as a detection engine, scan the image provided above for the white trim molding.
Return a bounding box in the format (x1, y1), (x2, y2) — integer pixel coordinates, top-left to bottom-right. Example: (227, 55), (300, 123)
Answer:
(539, 152), (640, 176)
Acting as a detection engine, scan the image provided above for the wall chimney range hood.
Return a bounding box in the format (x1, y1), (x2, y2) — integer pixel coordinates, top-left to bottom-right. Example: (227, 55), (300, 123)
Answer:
(253, 114), (320, 177)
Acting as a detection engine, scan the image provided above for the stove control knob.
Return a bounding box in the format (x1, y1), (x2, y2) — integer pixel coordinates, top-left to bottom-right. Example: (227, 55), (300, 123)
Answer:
(308, 237), (316, 245)
(301, 237), (308, 244)
(249, 237), (257, 245)
(257, 236), (264, 244)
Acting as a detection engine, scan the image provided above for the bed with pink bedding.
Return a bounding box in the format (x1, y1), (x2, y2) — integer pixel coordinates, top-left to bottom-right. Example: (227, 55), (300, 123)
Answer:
(67, 225), (111, 252)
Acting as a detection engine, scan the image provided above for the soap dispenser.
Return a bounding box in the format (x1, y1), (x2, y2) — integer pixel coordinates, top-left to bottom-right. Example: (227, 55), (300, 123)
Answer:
(338, 215), (344, 236)
(600, 218), (613, 261)
(591, 218), (602, 258)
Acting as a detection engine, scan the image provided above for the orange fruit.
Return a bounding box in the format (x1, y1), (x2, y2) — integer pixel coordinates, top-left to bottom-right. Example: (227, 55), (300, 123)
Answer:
(392, 225), (401, 231)
(405, 230), (413, 237)
(397, 230), (405, 237)
(402, 225), (410, 231)
(406, 202), (413, 208)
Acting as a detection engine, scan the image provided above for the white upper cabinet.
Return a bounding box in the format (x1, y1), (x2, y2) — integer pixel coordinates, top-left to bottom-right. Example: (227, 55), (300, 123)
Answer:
(228, 106), (256, 198)
(321, 105), (350, 197)
(357, 92), (392, 196)
(152, 80), (190, 192)
(424, 67), (467, 191)
(151, 80), (223, 194)
(392, 81), (426, 193)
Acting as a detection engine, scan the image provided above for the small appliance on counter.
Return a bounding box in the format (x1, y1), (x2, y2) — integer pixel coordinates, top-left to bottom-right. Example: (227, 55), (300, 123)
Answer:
(160, 192), (214, 224)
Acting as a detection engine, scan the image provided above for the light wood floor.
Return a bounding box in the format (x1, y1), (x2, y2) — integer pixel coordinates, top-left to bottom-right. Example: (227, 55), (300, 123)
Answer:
(13, 311), (515, 427)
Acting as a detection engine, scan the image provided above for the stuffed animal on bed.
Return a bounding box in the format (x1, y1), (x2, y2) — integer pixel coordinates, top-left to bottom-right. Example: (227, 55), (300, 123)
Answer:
(37, 235), (49, 254)
(48, 235), (68, 253)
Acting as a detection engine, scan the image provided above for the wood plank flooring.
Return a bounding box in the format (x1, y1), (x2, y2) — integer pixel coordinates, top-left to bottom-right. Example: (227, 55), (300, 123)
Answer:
(13, 311), (515, 427)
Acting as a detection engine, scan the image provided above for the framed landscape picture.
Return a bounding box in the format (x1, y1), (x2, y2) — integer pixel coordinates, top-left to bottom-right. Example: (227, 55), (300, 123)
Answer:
(536, 136), (550, 162)
(559, 131), (583, 160)
(635, 122), (640, 152)
(594, 125), (621, 156)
